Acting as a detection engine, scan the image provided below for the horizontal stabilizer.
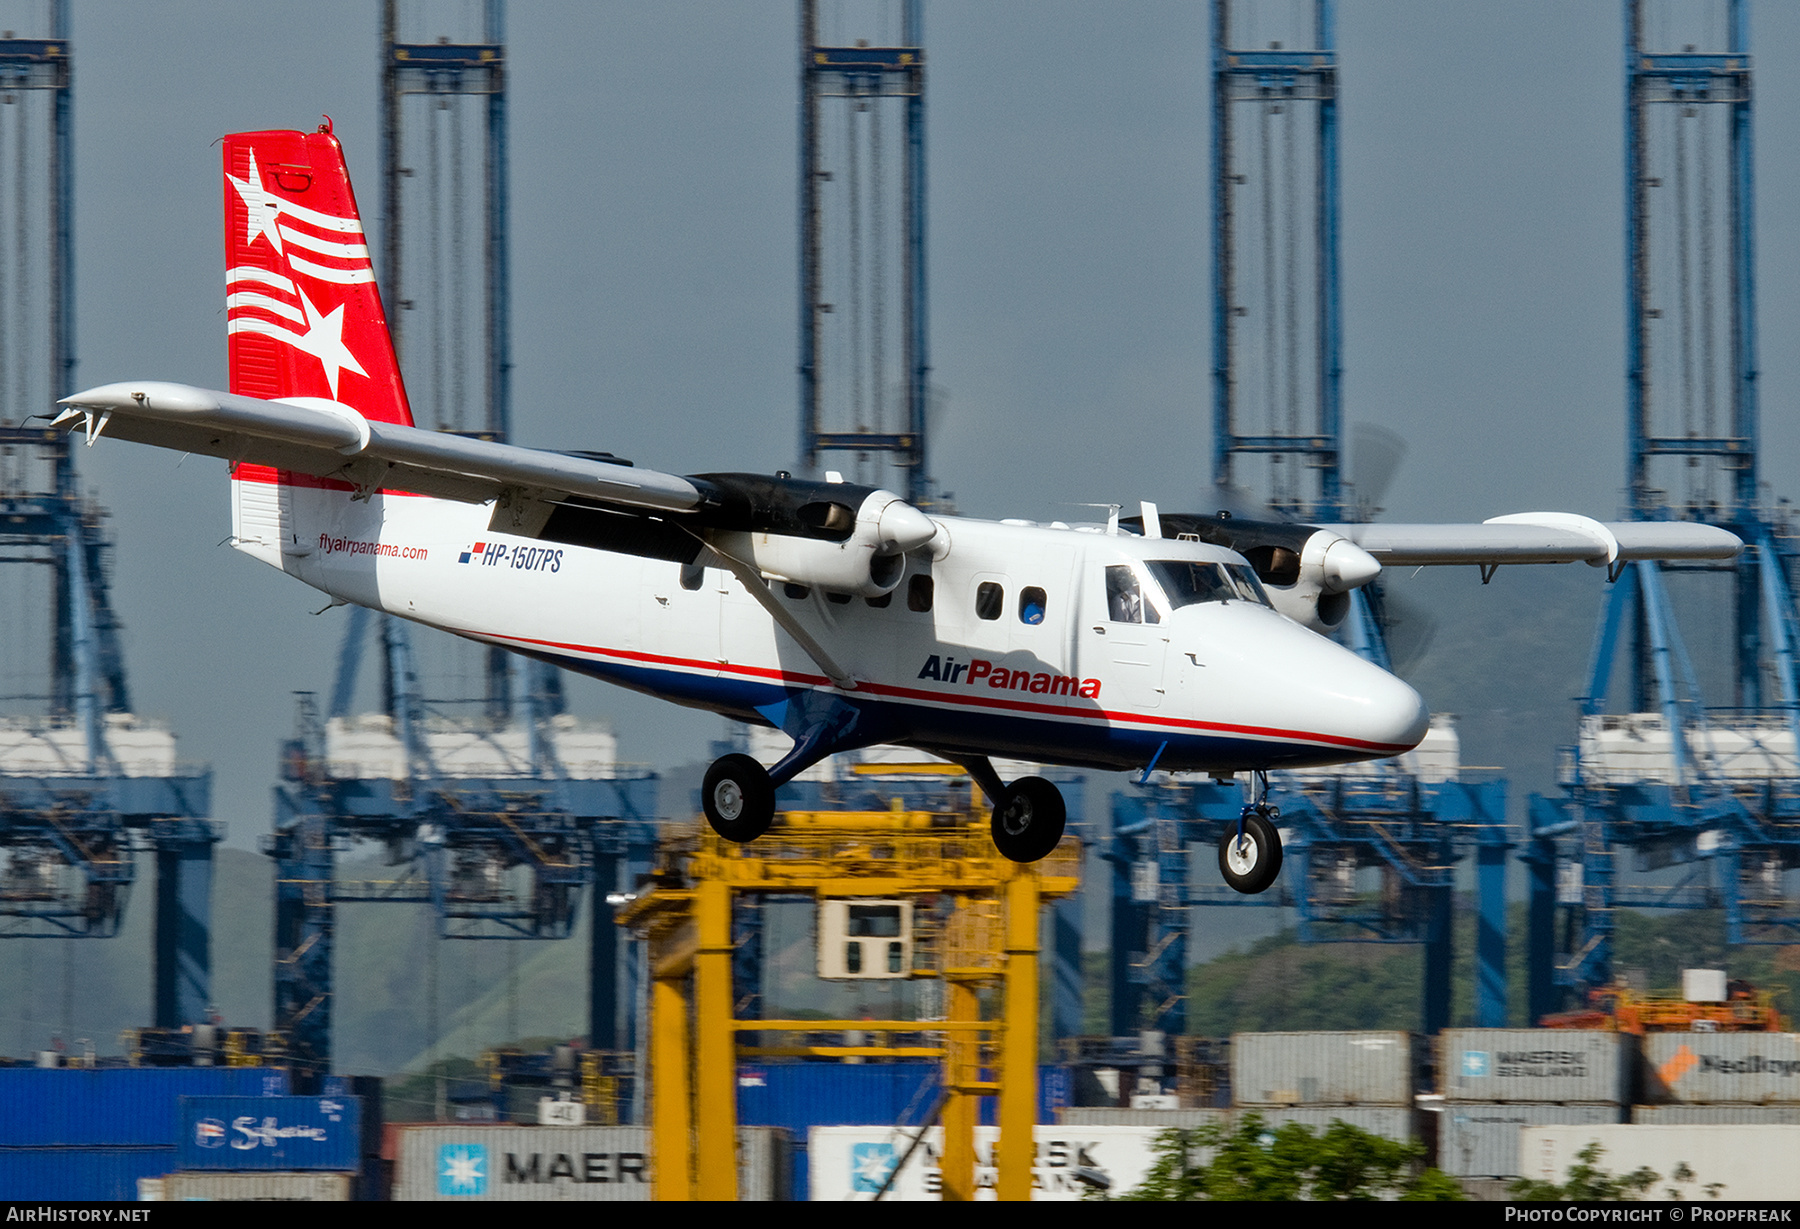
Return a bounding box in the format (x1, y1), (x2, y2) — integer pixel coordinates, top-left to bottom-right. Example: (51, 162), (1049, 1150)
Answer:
(57, 381), (703, 514)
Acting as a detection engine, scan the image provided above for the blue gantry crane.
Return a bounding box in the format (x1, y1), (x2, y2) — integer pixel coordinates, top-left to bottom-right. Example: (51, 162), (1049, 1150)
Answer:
(799, 0), (932, 506)
(1103, 0), (1514, 1040)
(1527, 0), (1800, 1019)
(263, 2), (658, 1076)
(0, 6), (216, 1039)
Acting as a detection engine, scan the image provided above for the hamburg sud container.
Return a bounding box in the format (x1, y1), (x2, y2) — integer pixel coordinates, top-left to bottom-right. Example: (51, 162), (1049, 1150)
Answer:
(0, 1067), (291, 1201)
(1640, 1032), (1800, 1104)
(1438, 1030), (1627, 1104)
(1231, 1032), (1413, 1107)
(177, 1096), (361, 1171)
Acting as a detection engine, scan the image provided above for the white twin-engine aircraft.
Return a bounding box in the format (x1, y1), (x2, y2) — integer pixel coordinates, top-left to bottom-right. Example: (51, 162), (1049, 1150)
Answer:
(55, 126), (1739, 890)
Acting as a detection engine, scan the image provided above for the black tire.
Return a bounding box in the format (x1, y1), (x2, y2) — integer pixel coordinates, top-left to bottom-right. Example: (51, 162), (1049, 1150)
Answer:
(702, 753), (774, 843)
(990, 776), (1067, 863)
(1218, 813), (1282, 895)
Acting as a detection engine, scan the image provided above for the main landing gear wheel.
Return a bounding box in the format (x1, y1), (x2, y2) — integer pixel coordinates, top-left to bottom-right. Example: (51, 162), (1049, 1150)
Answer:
(1218, 811), (1282, 895)
(702, 753), (774, 843)
(990, 776), (1067, 863)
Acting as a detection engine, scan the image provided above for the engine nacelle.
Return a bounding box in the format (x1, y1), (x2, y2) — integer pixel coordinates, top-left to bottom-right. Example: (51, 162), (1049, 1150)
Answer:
(1262, 529), (1383, 633)
(709, 489), (938, 598)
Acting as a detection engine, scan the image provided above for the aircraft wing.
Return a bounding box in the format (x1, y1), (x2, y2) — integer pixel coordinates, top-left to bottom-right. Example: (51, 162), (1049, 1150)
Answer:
(1321, 513), (1741, 567)
(55, 381), (704, 513)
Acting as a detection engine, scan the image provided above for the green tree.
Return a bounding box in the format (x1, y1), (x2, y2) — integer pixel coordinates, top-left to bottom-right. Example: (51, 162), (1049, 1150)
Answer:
(1112, 1114), (1463, 1201)
(1507, 1141), (1661, 1201)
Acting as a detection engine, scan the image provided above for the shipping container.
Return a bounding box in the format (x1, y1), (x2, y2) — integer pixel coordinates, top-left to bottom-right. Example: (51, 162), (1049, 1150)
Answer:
(1639, 1031), (1800, 1104)
(392, 1124), (790, 1201)
(0, 1148), (174, 1201)
(394, 1125), (651, 1201)
(809, 1124), (1170, 1200)
(1519, 1124), (1800, 1201)
(145, 1171), (353, 1201)
(1437, 1030), (1627, 1104)
(177, 1096), (362, 1171)
(1231, 1032), (1414, 1106)
(734, 1062), (1061, 1195)
(1438, 1103), (1621, 1179)
(736, 1127), (792, 1202)
(1632, 1102), (1800, 1124)
(1060, 1108), (1230, 1129)
(0, 1068), (290, 1148)
(1245, 1105), (1419, 1144)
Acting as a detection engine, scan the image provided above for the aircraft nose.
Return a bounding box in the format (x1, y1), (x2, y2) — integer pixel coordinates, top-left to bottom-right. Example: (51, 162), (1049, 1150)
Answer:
(1364, 670), (1430, 752)
(1297, 638), (1430, 755)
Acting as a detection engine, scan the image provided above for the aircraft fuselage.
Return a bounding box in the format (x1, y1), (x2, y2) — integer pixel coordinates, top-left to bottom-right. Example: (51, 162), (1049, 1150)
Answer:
(235, 467), (1431, 775)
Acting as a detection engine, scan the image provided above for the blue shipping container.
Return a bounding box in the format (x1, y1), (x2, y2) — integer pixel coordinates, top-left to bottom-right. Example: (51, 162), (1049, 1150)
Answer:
(0, 1147), (174, 1201)
(177, 1096), (361, 1171)
(0, 1067), (290, 1147)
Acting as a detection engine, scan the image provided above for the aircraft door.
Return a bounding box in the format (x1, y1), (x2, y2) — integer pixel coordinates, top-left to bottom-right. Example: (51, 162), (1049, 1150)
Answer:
(1089, 562), (1168, 710)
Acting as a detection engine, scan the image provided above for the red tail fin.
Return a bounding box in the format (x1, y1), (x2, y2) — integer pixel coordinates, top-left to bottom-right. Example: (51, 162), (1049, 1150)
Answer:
(222, 126), (414, 426)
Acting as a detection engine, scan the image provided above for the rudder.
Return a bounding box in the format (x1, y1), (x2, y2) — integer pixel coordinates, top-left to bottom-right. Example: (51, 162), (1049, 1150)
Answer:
(222, 124), (413, 426)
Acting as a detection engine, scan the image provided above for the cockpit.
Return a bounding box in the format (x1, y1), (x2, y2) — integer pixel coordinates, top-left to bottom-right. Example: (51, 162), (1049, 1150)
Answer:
(1104, 559), (1273, 624)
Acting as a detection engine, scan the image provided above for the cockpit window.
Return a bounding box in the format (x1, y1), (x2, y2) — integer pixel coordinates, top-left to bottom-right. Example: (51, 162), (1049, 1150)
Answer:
(1105, 565), (1159, 625)
(1145, 560), (1272, 610)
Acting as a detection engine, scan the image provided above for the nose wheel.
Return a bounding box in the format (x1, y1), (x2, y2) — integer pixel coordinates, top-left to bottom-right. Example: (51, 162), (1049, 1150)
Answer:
(702, 753), (775, 843)
(990, 776), (1067, 863)
(1219, 774), (1283, 894)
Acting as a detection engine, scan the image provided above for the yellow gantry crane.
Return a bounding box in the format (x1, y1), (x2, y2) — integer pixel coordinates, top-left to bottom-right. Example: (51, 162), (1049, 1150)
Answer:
(620, 766), (1080, 1201)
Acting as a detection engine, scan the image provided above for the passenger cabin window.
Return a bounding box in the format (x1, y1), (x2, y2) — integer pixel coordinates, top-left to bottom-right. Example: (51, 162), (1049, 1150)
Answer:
(976, 582), (1004, 621)
(784, 582), (810, 600)
(1019, 587), (1047, 625)
(907, 575), (934, 612)
(865, 592), (893, 609)
(679, 562), (704, 591)
(1105, 565), (1158, 625)
(827, 591), (852, 605)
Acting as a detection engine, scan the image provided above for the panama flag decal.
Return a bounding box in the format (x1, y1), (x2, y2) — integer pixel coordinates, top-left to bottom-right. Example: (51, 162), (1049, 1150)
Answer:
(222, 126), (414, 427)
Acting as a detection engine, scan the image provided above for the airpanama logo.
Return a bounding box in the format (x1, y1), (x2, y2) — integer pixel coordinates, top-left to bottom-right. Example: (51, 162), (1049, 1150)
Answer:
(459, 541), (564, 573)
(226, 147), (374, 397)
(917, 654), (1100, 698)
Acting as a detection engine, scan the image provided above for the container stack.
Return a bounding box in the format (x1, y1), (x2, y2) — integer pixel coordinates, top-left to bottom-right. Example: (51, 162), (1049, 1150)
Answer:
(1634, 1032), (1800, 1124)
(1230, 1031), (1418, 1142)
(0, 1066), (290, 1200)
(1435, 1030), (1626, 1181)
(141, 1094), (366, 1201)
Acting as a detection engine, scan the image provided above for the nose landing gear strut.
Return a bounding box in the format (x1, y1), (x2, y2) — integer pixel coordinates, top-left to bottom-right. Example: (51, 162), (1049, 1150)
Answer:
(1219, 770), (1283, 895)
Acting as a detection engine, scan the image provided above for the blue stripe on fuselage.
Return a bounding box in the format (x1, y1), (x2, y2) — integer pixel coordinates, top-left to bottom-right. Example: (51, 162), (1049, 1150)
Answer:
(516, 647), (1373, 774)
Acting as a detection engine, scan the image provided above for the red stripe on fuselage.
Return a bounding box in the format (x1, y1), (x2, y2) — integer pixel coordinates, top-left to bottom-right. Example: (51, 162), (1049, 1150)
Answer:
(486, 630), (1413, 755)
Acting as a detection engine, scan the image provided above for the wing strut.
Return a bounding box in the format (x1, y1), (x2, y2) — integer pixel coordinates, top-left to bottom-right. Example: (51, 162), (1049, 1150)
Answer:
(701, 544), (858, 691)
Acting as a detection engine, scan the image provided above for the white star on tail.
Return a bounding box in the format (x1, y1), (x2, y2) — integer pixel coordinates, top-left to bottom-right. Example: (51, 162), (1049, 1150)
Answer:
(227, 149), (286, 255)
(291, 288), (367, 398)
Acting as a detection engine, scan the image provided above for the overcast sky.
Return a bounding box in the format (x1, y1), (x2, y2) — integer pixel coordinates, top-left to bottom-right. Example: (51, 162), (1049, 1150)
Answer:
(8, 1), (1800, 844)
